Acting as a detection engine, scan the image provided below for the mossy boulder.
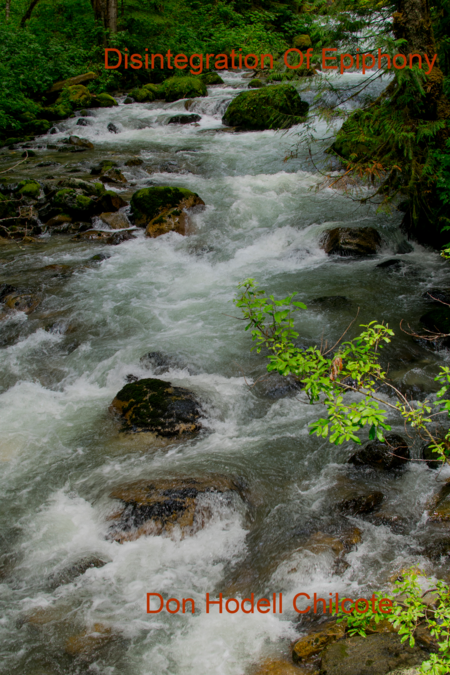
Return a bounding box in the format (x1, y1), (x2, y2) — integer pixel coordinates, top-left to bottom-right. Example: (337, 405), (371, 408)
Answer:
(248, 78), (265, 89)
(96, 191), (128, 213)
(293, 34), (312, 49)
(90, 160), (118, 176)
(16, 180), (41, 200)
(57, 85), (92, 110)
(222, 84), (309, 130)
(163, 76), (207, 102)
(130, 186), (205, 231)
(108, 476), (243, 542)
(131, 87), (154, 103)
(96, 92), (118, 108)
(110, 377), (202, 435)
(53, 188), (95, 219)
(202, 72), (224, 85)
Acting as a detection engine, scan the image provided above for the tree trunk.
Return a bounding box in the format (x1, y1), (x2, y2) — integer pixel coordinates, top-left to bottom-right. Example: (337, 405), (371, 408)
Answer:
(393, 0), (450, 122)
(20, 0), (41, 27)
(107, 0), (117, 33)
(5, 0), (10, 22)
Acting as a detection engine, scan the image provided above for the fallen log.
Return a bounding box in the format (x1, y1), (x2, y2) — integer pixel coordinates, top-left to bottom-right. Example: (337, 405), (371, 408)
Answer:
(46, 72), (97, 94)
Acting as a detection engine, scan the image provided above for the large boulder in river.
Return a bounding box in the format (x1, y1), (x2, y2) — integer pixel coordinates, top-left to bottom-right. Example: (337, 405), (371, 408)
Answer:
(349, 434), (410, 470)
(110, 377), (202, 434)
(163, 76), (207, 102)
(108, 476), (242, 541)
(319, 633), (428, 675)
(96, 92), (118, 107)
(321, 227), (381, 257)
(130, 186), (205, 235)
(222, 84), (309, 130)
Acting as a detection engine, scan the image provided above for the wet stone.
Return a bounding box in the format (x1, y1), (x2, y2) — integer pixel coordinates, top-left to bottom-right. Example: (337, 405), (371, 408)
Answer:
(168, 114), (201, 125)
(108, 476), (242, 542)
(110, 377), (202, 434)
(293, 621), (346, 663)
(321, 227), (381, 257)
(48, 556), (107, 589)
(349, 434), (410, 470)
(337, 492), (384, 516)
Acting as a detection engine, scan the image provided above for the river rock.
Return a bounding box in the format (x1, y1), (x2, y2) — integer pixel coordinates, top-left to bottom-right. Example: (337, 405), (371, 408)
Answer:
(125, 157), (144, 167)
(71, 229), (135, 245)
(428, 479), (450, 521)
(422, 441), (445, 468)
(252, 658), (306, 675)
(77, 118), (90, 126)
(3, 292), (40, 314)
(15, 179), (41, 200)
(422, 288), (450, 304)
(96, 191), (128, 213)
(293, 621), (346, 663)
(108, 476), (242, 542)
(52, 188), (96, 219)
(349, 434), (410, 470)
(168, 114), (201, 124)
(319, 633), (428, 675)
(96, 92), (118, 107)
(100, 168), (127, 184)
(107, 123), (119, 133)
(248, 78), (265, 88)
(420, 308), (450, 337)
(69, 135), (94, 150)
(110, 377), (202, 434)
(337, 492), (384, 515)
(163, 76), (207, 102)
(0, 284), (17, 302)
(48, 556), (107, 589)
(321, 227), (381, 257)
(56, 84), (92, 110)
(46, 213), (73, 228)
(90, 160), (118, 176)
(222, 84), (309, 130)
(99, 212), (129, 229)
(130, 186), (205, 234)
(202, 72), (224, 85)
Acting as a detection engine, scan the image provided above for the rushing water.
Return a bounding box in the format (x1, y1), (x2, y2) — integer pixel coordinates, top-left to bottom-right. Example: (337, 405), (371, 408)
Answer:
(1, 71), (450, 675)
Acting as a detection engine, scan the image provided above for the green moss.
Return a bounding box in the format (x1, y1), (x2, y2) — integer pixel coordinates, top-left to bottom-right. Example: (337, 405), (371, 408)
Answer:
(90, 160), (118, 176)
(57, 85), (92, 111)
(97, 93), (118, 108)
(163, 76), (207, 103)
(130, 186), (200, 225)
(53, 188), (75, 207)
(16, 180), (40, 199)
(293, 34), (312, 49)
(202, 72), (224, 85)
(0, 193), (17, 218)
(131, 87), (156, 103)
(248, 78), (265, 89)
(75, 194), (93, 211)
(222, 84), (309, 130)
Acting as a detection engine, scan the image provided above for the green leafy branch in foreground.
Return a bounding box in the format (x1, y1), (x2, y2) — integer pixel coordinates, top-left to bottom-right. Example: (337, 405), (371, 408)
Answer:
(337, 569), (450, 675)
(234, 278), (450, 460)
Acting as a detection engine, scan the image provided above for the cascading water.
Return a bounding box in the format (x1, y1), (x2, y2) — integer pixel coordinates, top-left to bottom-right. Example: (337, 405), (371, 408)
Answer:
(0, 71), (449, 675)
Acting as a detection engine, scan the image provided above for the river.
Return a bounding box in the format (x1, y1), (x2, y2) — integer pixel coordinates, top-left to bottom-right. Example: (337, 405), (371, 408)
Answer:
(0, 71), (449, 675)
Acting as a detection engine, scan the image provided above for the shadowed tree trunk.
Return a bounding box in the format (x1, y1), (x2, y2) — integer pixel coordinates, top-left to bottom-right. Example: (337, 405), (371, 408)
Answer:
(5, 0), (10, 22)
(20, 0), (41, 27)
(90, 0), (118, 32)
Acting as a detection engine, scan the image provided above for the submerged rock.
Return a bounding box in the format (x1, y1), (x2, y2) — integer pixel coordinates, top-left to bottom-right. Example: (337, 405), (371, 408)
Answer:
(349, 434), (409, 470)
(319, 633), (428, 675)
(222, 84), (308, 130)
(69, 135), (94, 150)
(125, 157), (144, 167)
(168, 114), (201, 125)
(48, 556), (107, 589)
(108, 476), (242, 542)
(3, 292), (40, 314)
(309, 296), (352, 310)
(252, 658), (303, 675)
(71, 229), (135, 245)
(65, 623), (115, 659)
(337, 492), (384, 516)
(321, 227), (381, 257)
(110, 377), (202, 434)
(130, 186), (205, 235)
